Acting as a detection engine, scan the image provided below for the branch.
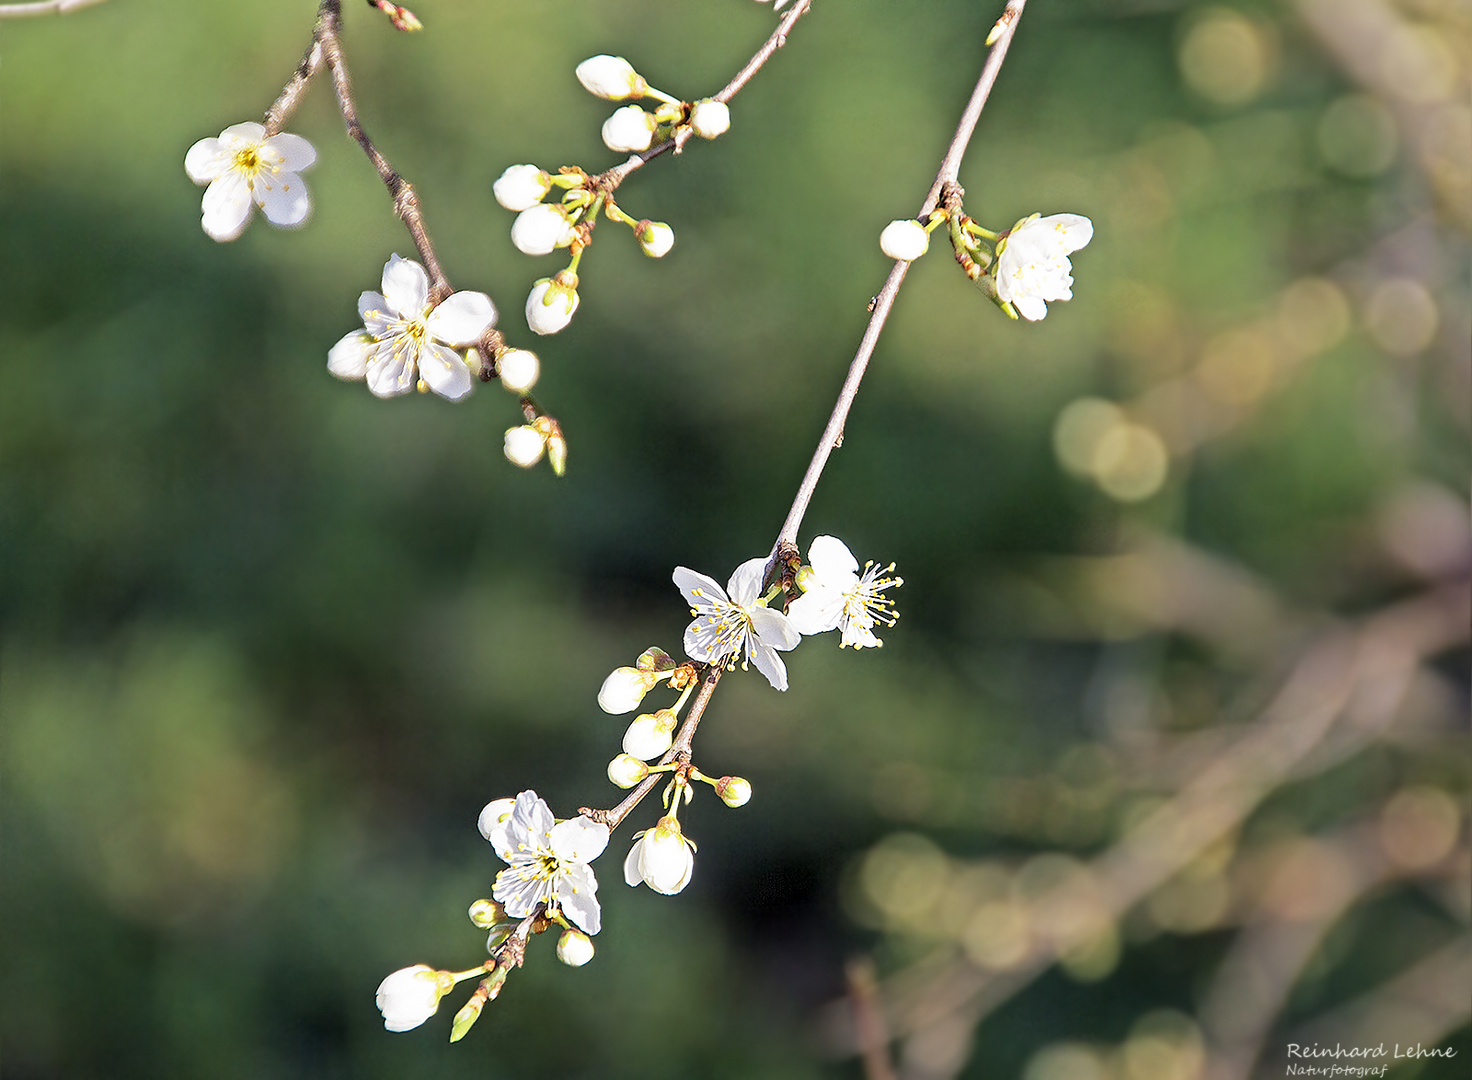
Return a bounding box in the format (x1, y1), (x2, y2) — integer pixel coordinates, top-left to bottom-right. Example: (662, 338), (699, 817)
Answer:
(0, 0), (106, 16)
(772, 0), (1029, 553)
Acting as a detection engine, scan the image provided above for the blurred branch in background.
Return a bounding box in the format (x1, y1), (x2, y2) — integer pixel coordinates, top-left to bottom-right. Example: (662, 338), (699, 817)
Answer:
(0, 0), (107, 17)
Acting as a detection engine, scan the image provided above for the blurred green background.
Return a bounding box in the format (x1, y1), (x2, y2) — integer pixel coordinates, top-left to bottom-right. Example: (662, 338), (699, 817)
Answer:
(2, 1), (1467, 1078)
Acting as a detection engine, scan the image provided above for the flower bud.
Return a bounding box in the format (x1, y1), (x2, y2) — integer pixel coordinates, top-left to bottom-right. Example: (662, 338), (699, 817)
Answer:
(575, 55), (646, 101)
(448, 990), (485, 1043)
(879, 219), (930, 261)
(625, 816), (695, 895)
(375, 965), (452, 1032)
(636, 220), (674, 258)
(546, 428), (568, 477)
(715, 775), (752, 808)
(688, 99), (730, 139)
(486, 922), (513, 952)
(602, 104), (658, 153)
(598, 666), (657, 713)
(556, 928), (596, 966)
(608, 753), (651, 788)
(496, 348), (540, 393)
(493, 164), (552, 211)
(525, 275), (580, 336)
(510, 203), (575, 256)
(637, 646), (676, 671)
(468, 898), (507, 928)
(503, 425), (547, 468)
(622, 709), (677, 760)
(477, 797), (517, 841)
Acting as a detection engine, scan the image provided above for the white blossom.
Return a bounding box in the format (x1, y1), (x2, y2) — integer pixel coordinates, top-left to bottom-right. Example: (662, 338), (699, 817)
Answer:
(880, 219), (930, 261)
(786, 535), (902, 649)
(557, 928), (596, 967)
(993, 213), (1094, 321)
(503, 425), (547, 468)
(688, 99), (730, 139)
(637, 221), (675, 258)
(525, 276), (580, 335)
(375, 965), (451, 1032)
(496, 348), (541, 393)
(576, 55), (646, 101)
(602, 104), (658, 153)
(673, 558), (800, 691)
(489, 790), (609, 935)
(477, 797), (517, 841)
(493, 164), (552, 211)
(622, 710), (676, 761)
(184, 122), (316, 242)
(598, 666), (657, 714)
(511, 203), (577, 256)
(623, 816), (695, 895)
(327, 255), (494, 401)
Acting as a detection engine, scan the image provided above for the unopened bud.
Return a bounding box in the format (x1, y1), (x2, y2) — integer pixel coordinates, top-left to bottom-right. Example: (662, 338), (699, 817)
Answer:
(503, 424), (547, 468)
(716, 775), (752, 808)
(493, 164), (552, 211)
(636, 220), (674, 258)
(688, 99), (730, 139)
(575, 55), (646, 101)
(598, 666), (657, 714)
(602, 104), (657, 153)
(556, 928), (596, 966)
(448, 987), (486, 1043)
(608, 753), (651, 788)
(525, 275), (580, 336)
(623, 709), (677, 760)
(496, 348), (540, 394)
(637, 646), (676, 672)
(486, 923), (513, 952)
(468, 898), (507, 928)
(511, 203), (575, 256)
(879, 219), (930, 261)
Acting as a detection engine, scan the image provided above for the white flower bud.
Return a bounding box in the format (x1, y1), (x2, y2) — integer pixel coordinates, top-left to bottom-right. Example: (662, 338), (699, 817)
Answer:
(477, 797), (517, 841)
(486, 923), (513, 952)
(602, 104), (657, 153)
(608, 753), (651, 788)
(688, 99), (730, 139)
(468, 898), (506, 928)
(716, 775), (752, 808)
(493, 164), (552, 211)
(375, 965), (450, 1032)
(622, 709), (676, 760)
(575, 55), (645, 101)
(557, 928), (596, 966)
(510, 203), (575, 256)
(496, 348), (540, 393)
(636, 220), (675, 258)
(625, 816), (695, 895)
(880, 219), (930, 261)
(598, 666), (656, 714)
(525, 277), (580, 336)
(503, 425), (547, 468)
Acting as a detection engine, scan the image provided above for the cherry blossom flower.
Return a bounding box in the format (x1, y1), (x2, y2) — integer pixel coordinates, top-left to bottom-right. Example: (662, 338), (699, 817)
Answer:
(785, 535), (902, 649)
(375, 965), (453, 1032)
(488, 790), (609, 935)
(992, 213), (1094, 321)
(880, 219), (930, 261)
(184, 122), (316, 242)
(624, 816), (696, 895)
(673, 558), (800, 691)
(327, 255), (495, 401)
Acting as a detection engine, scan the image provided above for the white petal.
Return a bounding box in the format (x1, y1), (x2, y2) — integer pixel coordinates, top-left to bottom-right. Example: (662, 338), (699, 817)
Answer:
(513, 790), (555, 839)
(200, 173), (253, 241)
(478, 798), (517, 843)
(264, 132), (316, 173)
(673, 566), (728, 610)
(725, 557), (770, 605)
(216, 121), (266, 149)
(380, 255), (429, 317)
(418, 342), (474, 401)
(1035, 213), (1093, 253)
(425, 291), (496, 344)
(356, 291), (393, 337)
(748, 641), (789, 692)
(327, 330), (372, 381)
(786, 588), (845, 635)
(1013, 295), (1049, 321)
(365, 343), (417, 397)
(624, 836), (646, 886)
(807, 535), (859, 582)
(549, 817), (610, 864)
(749, 606), (801, 651)
(184, 138), (228, 184)
(557, 867), (603, 935)
(683, 616), (724, 663)
(253, 170), (311, 228)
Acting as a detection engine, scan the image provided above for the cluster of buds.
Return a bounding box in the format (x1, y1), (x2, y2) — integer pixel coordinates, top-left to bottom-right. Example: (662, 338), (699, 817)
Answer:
(503, 413), (567, 475)
(494, 157), (676, 336)
(576, 54), (732, 153)
(879, 195), (1094, 322)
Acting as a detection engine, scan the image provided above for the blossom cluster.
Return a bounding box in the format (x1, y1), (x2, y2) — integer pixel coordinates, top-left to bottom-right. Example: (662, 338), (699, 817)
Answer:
(880, 209), (1095, 322)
